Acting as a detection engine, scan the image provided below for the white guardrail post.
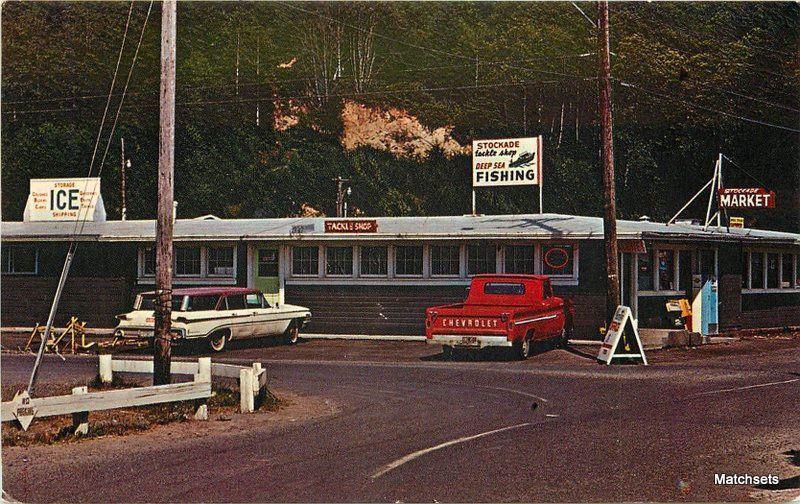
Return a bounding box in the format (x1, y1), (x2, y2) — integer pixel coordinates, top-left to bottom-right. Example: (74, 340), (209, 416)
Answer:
(99, 354), (113, 384)
(71, 386), (89, 435)
(194, 357), (211, 421)
(239, 368), (255, 413)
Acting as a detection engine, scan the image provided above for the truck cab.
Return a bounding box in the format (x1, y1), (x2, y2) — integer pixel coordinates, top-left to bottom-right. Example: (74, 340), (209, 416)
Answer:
(425, 274), (573, 359)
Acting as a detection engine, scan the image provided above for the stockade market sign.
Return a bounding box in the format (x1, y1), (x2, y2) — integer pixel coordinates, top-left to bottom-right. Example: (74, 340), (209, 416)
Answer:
(24, 178), (106, 222)
(472, 136), (542, 187)
(718, 188), (776, 209)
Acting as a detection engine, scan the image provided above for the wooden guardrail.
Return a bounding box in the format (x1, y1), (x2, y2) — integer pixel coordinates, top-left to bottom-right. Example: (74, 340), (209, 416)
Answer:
(98, 355), (267, 414)
(1, 358), (212, 432)
(1, 356), (268, 433)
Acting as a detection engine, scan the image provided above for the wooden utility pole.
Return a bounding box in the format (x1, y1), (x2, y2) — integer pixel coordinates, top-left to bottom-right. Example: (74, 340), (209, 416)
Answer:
(598, 0), (620, 323)
(154, 0), (176, 386)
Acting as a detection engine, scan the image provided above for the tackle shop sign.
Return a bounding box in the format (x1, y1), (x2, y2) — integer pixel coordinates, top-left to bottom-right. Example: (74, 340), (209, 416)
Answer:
(24, 178), (106, 222)
(472, 136), (542, 187)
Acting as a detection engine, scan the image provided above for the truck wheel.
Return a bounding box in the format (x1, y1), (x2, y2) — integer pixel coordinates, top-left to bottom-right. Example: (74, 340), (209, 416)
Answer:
(557, 328), (569, 349)
(514, 336), (532, 360)
(442, 345), (453, 360)
(284, 322), (300, 345)
(208, 330), (228, 353)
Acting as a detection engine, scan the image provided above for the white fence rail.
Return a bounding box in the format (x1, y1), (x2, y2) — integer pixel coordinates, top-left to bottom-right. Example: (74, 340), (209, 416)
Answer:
(2, 356), (268, 432)
(99, 355), (267, 414)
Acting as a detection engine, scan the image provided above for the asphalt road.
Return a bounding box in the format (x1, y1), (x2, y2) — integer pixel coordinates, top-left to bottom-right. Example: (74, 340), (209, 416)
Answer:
(2, 338), (799, 502)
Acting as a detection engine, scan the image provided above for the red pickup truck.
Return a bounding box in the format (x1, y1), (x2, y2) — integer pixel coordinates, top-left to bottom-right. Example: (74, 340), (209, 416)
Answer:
(425, 274), (573, 359)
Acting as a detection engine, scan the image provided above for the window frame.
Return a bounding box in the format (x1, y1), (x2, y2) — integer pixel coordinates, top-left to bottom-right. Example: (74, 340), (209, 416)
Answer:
(430, 244), (461, 278)
(2, 246), (39, 275)
(744, 249), (800, 293)
(540, 244), (576, 278)
(138, 244), (237, 283)
(325, 246), (354, 277)
(503, 244), (535, 275)
(394, 245), (424, 278)
(466, 243), (497, 277)
(291, 246), (320, 277)
(174, 246), (203, 278)
(358, 245), (389, 277)
(206, 246), (236, 278)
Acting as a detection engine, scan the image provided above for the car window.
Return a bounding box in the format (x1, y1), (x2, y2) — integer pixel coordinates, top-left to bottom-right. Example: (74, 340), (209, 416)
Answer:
(187, 295), (219, 311)
(245, 293), (263, 308)
(138, 295), (185, 311)
(225, 295), (246, 310)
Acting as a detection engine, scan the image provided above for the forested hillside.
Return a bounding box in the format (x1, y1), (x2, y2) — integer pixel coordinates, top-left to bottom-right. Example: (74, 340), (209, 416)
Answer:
(2, 2), (798, 230)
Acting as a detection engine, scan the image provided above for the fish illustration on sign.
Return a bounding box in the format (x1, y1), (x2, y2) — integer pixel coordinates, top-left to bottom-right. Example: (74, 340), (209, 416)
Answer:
(508, 151), (536, 168)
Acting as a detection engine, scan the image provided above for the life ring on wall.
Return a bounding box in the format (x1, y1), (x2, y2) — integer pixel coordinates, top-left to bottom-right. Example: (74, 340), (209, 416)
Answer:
(543, 247), (570, 270)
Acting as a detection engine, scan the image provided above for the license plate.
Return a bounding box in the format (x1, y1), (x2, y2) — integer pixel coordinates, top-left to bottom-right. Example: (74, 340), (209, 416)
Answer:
(461, 336), (478, 346)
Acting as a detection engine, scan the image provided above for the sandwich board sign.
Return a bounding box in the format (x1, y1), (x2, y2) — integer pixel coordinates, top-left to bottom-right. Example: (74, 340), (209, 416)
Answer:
(597, 305), (648, 365)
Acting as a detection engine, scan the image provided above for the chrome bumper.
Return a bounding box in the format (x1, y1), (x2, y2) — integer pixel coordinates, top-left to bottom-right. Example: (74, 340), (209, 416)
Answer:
(113, 327), (188, 339)
(427, 334), (513, 348)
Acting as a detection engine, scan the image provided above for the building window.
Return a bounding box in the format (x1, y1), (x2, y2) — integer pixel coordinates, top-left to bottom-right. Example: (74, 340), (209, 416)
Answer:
(750, 252), (764, 289)
(143, 247), (156, 276)
(745, 250), (799, 291)
(637, 252), (654, 291)
(2, 246), (38, 274)
(258, 249), (279, 277)
(326, 247), (353, 276)
(467, 243), (496, 276)
(360, 246), (388, 276)
(505, 245), (534, 274)
(175, 247), (201, 276)
(292, 246), (319, 276)
(541, 245), (574, 277)
(207, 247), (234, 276)
(430, 245), (460, 276)
(395, 245), (423, 276)
(782, 253), (796, 288)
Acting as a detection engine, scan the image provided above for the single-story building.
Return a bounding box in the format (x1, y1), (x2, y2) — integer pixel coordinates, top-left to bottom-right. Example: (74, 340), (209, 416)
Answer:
(2, 213), (799, 336)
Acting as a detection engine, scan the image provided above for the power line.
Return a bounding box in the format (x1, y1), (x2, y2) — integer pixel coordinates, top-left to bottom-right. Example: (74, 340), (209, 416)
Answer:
(617, 79), (800, 133)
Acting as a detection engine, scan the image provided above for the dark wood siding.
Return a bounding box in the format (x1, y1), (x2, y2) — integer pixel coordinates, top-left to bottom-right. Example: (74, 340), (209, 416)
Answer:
(1, 276), (133, 327)
(285, 284), (605, 336)
(285, 284), (467, 335)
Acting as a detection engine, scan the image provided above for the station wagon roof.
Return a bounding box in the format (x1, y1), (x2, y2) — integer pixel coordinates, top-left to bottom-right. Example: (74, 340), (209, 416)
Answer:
(139, 287), (259, 297)
(2, 213), (798, 245)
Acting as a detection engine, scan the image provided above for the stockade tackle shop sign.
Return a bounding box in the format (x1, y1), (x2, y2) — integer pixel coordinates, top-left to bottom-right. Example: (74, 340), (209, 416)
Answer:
(472, 137), (542, 187)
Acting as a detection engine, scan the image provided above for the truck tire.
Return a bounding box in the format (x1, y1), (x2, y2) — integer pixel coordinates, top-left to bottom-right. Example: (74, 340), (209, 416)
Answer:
(442, 345), (453, 360)
(208, 330), (229, 353)
(514, 336), (532, 360)
(284, 322), (300, 345)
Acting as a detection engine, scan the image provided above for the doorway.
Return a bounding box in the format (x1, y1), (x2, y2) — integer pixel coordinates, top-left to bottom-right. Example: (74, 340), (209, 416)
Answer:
(255, 247), (280, 306)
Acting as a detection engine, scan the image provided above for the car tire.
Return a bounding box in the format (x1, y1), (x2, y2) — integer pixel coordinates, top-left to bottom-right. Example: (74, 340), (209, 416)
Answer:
(284, 322), (300, 345)
(208, 330), (228, 353)
(514, 336), (532, 360)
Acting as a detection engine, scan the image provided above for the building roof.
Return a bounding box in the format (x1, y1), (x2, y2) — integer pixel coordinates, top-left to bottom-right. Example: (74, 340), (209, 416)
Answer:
(2, 213), (798, 245)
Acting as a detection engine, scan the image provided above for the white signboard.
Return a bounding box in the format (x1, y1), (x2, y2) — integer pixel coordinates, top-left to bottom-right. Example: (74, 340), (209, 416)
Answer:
(24, 178), (106, 222)
(597, 305), (648, 365)
(472, 136), (542, 187)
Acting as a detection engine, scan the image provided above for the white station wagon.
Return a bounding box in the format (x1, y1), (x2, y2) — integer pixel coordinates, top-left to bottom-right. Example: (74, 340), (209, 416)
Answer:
(114, 287), (311, 352)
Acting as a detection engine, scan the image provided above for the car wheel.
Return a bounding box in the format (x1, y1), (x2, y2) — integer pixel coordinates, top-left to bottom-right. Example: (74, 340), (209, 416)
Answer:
(208, 330), (228, 353)
(514, 336), (532, 360)
(284, 322), (299, 345)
